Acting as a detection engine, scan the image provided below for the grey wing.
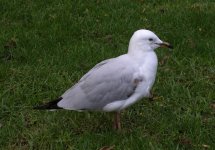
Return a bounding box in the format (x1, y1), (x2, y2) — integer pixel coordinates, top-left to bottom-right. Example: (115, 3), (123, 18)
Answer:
(79, 58), (114, 82)
(61, 58), (114, 97)
(57, 56), (138, 111)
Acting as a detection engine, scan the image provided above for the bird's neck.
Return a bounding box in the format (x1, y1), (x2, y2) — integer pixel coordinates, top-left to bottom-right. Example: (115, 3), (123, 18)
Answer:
(128, 38), (152, 54)
(128, 45), (155, 60)
(127, 42), (157, 67)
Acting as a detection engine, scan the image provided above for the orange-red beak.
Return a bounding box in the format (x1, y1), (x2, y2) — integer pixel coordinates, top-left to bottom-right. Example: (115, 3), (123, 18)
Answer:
(159, 42), (173, 49)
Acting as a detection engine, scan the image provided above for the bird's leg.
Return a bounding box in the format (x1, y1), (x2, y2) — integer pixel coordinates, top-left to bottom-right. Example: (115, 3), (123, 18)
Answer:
(148, 90), (154, 101)
(113, 111), (121, 130)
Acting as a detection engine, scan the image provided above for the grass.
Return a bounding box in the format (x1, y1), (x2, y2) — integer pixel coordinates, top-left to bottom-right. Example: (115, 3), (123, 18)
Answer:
(0, 0), (215, 149)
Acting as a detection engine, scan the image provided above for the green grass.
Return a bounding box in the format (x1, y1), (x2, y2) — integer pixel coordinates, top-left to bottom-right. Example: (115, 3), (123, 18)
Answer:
(0, 0), (215, 149)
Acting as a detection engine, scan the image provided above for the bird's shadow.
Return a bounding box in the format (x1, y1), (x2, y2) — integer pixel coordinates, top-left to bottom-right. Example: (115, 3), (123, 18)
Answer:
(34, 105), (150, 135)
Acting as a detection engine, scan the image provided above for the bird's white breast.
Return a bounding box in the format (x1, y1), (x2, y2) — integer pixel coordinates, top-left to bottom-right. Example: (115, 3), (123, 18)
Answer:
(120, 52), (158, 110)
(135, 51), (158, 96)
(103, 52), (158, 112)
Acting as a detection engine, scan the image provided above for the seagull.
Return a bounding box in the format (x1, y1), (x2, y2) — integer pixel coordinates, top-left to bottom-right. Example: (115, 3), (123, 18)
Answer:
(34, 29), (173, 130)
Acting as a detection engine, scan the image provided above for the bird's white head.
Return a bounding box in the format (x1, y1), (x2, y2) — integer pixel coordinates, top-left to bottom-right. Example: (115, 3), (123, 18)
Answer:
(128, 29), (172, 54)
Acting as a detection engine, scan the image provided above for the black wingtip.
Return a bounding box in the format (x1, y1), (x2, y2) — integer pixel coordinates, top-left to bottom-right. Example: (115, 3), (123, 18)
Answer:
(33, 97), (63, 110)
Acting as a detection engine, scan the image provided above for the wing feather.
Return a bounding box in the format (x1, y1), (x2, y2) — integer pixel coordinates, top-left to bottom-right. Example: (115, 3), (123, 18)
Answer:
(58, 55), (138, 110)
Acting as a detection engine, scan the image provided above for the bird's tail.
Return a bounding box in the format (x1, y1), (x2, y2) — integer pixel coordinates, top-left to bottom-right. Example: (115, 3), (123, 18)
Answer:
(33, 97), (63, 110)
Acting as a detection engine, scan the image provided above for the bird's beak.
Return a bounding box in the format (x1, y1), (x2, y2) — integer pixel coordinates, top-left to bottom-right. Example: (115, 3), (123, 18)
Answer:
(159, 42), (173, 49)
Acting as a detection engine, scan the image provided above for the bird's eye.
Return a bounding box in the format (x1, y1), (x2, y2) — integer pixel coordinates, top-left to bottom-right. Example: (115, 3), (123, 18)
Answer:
(149, 38), (153, 41)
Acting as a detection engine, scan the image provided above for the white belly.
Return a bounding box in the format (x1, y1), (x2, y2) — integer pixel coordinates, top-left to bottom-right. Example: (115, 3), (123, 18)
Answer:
(133, 52), (158, 98)
(103, 52), (158, 112)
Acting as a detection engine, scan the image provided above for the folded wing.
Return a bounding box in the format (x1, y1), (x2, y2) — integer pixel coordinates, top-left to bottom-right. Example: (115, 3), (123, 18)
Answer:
(57, 55), (139, 111)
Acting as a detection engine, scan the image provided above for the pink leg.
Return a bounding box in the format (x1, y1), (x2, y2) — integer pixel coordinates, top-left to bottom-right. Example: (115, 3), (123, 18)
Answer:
(113, 112), (121, 130)
(149, 91), (154, 101)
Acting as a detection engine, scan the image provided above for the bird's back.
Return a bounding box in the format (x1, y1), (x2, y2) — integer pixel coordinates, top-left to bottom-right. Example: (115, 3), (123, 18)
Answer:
(57, 54), (139, 111)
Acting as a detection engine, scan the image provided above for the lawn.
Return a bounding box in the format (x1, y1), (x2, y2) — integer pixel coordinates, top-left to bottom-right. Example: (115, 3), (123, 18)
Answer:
(0, 0), (215, 149)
